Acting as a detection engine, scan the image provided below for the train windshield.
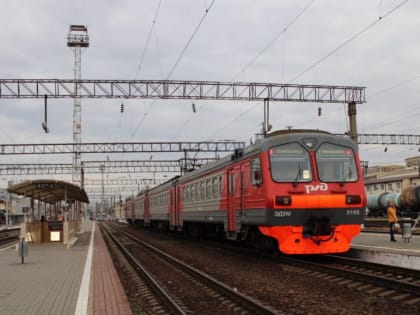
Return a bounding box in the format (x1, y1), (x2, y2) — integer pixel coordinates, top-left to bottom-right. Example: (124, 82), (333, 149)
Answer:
(269, 143), (312, 182)
(316, 143), (358, 182)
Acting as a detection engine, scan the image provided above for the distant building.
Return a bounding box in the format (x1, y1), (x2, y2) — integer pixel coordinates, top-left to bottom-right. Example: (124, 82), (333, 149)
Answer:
(364, 156), (420, 196)
(0, 187), (31, 225)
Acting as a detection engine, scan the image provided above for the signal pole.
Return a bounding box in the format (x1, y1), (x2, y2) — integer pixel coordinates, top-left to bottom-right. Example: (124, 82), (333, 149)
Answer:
(67, 25), (89, 186)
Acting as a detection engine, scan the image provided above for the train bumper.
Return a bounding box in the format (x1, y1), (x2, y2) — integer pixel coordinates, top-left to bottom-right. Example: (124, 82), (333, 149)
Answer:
(259, 224), (361, 255)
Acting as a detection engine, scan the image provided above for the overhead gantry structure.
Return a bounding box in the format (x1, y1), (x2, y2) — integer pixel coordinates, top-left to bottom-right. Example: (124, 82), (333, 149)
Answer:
(0, 78), (366, 198)
(0, 159), (216, 175)
(0, 78), (366, 147)
(0, 141), (245, 154)
(0, 79), (365, 103)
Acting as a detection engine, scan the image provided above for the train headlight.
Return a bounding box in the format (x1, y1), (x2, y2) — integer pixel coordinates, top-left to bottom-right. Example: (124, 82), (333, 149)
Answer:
(346, 195), (361, 204)
(275, 196), (292, 206)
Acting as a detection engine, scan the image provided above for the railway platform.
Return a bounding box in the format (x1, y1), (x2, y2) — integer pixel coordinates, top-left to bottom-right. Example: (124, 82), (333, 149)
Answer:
(0, 221), (132, 315)
(348, 231), (420, 270)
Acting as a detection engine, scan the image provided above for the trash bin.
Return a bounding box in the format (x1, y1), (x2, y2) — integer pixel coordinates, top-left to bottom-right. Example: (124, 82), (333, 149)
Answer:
(401, 219), (412, 243)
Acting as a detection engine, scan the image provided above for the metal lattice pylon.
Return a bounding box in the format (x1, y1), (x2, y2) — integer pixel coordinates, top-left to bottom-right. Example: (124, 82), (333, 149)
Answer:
(67, 25), (89, 187)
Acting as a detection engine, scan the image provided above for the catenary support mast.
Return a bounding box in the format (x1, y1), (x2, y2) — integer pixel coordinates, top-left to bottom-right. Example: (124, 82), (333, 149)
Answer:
(67, 25), (89, 187)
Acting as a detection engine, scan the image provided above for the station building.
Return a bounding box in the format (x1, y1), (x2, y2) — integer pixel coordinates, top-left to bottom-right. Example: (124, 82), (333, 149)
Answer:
(364, 156), (420, 196)
(6, 179), (89, 245)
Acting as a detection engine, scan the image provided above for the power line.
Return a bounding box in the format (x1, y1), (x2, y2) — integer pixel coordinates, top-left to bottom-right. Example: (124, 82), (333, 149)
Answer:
(288, 0), (409, 83)
(231, 0), (316, 82)
(134, 0), (163, 79)
(122, 0), (162, 143)
(205, 0), (409, 142)
(368, 74), (420, 99)
(167, 0), (216, 79)
(131, 0), (216, 138)
(175, 1), (316, 142)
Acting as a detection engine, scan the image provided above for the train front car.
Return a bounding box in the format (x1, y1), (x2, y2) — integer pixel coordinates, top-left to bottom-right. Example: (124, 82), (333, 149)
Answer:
(258, 130), (366, 254)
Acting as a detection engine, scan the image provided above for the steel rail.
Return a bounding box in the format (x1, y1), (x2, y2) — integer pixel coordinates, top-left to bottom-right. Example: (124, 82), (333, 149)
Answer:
(106, 223), (280, 315)
(281, 256), (420, 299)
(100, 223), (187, 315)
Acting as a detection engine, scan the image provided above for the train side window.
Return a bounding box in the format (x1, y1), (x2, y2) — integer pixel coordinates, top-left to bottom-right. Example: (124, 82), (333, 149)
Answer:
(218, 175), (223, 196)
(206, 179), (212, 199)
(187, 185), (191, 202)
(191, 184), (196, 202)
(212, 177), (219, 198)
(250, 158), (262, 185)
(194, 183), (199, 201)
(200, 181), (206, 200)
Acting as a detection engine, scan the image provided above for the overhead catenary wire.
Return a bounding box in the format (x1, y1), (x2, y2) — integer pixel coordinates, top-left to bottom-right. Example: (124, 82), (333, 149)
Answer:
(368, 74), (420, 99)
(288, 0), (409, 83)
(167, 0), (216, 79)
(230, 0), (316, 82)
(131, 0), (216, 138)
(172, 1), (316, 142)
(204, 0), (410, 142)
(134, 0), (163, 79)
(114, 0), (164, 163)
(119, 0), (164, 141)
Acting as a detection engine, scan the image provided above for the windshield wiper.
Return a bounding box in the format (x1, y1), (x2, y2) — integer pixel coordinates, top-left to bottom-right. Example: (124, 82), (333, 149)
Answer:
(293, 164), (302, 187)
(339, 168), (353, 186)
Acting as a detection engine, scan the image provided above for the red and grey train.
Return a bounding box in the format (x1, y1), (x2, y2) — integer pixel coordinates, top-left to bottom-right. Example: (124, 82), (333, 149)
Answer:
(126, 129), (366, 254)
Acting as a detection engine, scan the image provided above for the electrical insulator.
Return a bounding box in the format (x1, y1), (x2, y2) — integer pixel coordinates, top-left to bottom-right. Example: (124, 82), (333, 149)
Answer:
(120, 103), (124, 113)
(318, 107), (322, 116)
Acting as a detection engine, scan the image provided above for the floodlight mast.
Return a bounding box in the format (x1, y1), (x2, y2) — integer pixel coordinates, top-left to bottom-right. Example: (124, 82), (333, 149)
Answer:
(67, 25), (89, 187)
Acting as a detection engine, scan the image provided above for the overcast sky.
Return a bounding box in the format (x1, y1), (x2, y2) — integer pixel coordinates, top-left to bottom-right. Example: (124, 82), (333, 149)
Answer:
(1, 0), (419, 195)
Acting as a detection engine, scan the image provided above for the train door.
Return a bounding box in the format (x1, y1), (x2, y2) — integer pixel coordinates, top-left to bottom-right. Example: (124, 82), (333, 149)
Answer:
(131, 198), (135, 222)
(169, 188), (175, 230)
(144, 194), (150, 226)
(141, 193), (150, 226)
(176, 185), (183, 231)
(227, 168), (237, 239)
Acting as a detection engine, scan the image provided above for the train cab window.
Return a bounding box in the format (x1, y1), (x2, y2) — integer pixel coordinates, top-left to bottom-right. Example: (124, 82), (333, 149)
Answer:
(316, 143), (358, 182)
(250, 158), (262, 185)
(269, 143), (312, 182)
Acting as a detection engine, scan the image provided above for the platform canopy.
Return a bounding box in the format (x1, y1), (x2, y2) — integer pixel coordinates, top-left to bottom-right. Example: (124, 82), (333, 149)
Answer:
(8, 179), (89, 204)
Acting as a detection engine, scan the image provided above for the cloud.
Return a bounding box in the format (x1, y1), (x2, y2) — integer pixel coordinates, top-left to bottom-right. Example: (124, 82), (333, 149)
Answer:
(1, 0), (420, 195)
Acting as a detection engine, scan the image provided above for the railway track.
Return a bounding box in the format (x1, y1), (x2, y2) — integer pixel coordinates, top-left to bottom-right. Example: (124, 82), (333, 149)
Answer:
(101, 223), (280, 315)
(194, 235), (420, 305)
(191, 235), (420, 305)
(0, 227), (20, 248)
(278, 255), (420, 305)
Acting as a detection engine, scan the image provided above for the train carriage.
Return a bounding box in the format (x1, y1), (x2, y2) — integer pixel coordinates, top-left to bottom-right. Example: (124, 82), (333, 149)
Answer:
(126, 192), (147, 226)
(136, 129), (366, 255)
